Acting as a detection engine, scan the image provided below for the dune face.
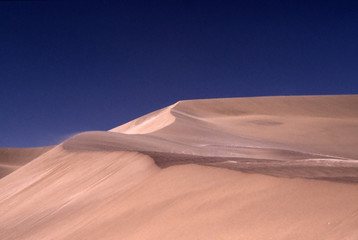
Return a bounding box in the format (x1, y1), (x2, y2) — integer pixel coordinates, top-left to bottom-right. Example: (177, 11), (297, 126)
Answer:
(1, 95), (358, 239)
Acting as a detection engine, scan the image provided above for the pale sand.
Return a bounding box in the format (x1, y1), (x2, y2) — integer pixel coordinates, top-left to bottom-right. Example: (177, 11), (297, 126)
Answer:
(0, 95), (358, 239)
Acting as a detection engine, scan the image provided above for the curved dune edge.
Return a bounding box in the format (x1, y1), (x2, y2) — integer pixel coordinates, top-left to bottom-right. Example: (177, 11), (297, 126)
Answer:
(110, 103), (178, 134)
(62, 131), (358, 183)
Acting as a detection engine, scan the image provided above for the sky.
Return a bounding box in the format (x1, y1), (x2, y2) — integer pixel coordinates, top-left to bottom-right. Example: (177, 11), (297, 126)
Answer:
(1, 0), (357, 147)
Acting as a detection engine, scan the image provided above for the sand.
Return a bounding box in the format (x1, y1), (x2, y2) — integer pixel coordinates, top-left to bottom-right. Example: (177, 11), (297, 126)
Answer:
(0, 95), (358, 239)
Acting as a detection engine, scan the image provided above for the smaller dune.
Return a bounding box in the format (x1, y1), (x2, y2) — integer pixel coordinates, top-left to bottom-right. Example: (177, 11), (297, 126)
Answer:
(0, 146), (54, 178)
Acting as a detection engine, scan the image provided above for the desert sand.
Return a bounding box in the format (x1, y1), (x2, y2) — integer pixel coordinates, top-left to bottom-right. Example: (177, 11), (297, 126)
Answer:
(0, 95), (358, 239)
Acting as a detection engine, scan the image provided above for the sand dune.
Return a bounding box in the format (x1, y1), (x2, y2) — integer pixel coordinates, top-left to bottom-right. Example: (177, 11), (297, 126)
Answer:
(0, 146), (53, 178)
(1, 95), (358, 239)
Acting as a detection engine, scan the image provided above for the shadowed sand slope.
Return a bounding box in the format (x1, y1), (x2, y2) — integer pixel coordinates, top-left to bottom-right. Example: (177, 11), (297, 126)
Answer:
(1, 95), (358, 239)
(63, 130), (358, 182)
(0, 146), (53, 178)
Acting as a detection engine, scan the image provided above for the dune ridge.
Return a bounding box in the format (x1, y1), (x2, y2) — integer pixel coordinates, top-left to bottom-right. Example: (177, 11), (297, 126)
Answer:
(110, 103), (177, 134)
(1, 95), (358, 239)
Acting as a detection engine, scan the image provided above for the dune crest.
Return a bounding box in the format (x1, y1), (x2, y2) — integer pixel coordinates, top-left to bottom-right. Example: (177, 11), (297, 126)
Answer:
(110, 103), (177, 134)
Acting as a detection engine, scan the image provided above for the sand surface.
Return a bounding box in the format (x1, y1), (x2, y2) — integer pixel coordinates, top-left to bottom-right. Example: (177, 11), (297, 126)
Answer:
(1, 95), (358, 239)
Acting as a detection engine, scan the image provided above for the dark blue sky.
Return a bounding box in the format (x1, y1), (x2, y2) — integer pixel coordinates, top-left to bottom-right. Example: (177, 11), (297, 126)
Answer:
(1, 0), (357, 147)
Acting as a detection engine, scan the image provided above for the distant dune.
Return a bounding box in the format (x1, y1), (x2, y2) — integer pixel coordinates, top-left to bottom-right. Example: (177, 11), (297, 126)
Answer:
(0, 146), (53, 178)
(1, 95), (358, 239)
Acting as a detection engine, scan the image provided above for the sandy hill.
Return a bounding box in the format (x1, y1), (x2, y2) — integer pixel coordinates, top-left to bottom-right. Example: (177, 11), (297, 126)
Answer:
(0, 95), (358, 239)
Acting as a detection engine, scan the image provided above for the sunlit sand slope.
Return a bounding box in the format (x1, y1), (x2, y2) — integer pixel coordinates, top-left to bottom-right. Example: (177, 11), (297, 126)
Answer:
(0, 146), (357, 239)
(0, 146), (53, 178)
